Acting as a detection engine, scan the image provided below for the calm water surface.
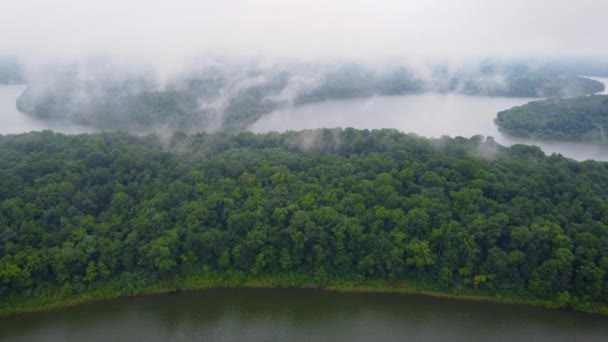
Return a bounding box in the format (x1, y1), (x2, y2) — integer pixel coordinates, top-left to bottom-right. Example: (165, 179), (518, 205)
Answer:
(251, 88), (608, 161)
(2, 82), (608, 161)
(0, 288), (607, 342)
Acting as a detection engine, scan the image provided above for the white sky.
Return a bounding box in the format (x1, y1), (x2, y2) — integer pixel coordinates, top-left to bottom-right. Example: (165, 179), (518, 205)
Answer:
(2, 0), (608, 64)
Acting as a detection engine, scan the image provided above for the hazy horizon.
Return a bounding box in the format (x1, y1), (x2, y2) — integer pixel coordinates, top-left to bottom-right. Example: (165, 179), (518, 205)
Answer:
(2, 0), (608, 71)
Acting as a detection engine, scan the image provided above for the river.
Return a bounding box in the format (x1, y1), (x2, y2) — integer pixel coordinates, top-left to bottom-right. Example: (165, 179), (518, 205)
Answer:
(2, 83), (608, 160)
(251, 90), (608, 161)
(1, 288), (607, 341)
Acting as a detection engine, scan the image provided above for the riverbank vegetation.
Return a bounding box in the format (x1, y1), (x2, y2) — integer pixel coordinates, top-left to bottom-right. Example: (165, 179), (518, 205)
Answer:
(5, 271), (607, 319)
(495, 95), (608, 141)
(2, 129), (608, 317)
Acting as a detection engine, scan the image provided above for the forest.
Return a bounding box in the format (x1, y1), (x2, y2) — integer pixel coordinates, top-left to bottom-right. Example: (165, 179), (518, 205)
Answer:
(495, 95), (608, 141)
(1, 129), (608, 314)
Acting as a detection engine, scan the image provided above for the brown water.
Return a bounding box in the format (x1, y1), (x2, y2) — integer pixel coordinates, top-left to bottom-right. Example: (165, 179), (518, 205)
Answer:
(1, 288), (607, 342)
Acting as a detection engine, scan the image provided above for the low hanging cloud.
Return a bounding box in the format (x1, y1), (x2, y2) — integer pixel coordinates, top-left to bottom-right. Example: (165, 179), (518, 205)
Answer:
(2, 0), (608, 68)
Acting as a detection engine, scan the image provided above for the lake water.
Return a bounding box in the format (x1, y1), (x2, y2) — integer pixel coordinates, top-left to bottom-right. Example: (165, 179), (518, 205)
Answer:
(2, 82), (608, 161)
(251, 90), (608, 161)
(1, 288), (607, 342)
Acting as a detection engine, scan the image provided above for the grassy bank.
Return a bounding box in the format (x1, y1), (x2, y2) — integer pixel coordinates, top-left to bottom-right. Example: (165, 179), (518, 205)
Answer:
(2, 271), (608, 319)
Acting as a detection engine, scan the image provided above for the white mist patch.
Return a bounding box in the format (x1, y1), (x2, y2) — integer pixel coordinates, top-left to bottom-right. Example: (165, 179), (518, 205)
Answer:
(266, 72), (325, 107)
(194, 71), (271, 132)
(474, 137), (500, 161)
(0, 85), (95, 135)
(284, 128), (344, 152)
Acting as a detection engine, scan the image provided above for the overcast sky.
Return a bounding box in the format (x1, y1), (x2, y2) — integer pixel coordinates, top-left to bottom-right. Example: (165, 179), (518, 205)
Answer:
(3, 0), (608, 65)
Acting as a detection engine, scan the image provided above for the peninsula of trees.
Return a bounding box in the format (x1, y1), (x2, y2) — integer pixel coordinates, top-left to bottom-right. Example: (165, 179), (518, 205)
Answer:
(1, 129), (608, 315)
(495, 95), (608, 141)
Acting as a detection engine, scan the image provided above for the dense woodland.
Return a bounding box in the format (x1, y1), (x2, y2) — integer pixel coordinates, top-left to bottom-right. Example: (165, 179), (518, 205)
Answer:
(16, 60), (604, 133)
(1, 129), (608, 311)
(495, 95), (608, 141)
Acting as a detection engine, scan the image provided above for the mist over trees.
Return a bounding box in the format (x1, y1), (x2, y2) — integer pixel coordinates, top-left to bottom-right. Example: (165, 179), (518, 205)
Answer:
(14, 59), (605, 133)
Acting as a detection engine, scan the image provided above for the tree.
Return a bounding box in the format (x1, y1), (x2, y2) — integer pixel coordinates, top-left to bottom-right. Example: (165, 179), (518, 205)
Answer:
(406, 239), (435, 272)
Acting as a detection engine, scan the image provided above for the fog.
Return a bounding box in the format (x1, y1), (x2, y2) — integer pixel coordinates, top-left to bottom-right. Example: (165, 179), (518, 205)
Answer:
(0, 85), (94, 134)
(3, 79), (608, 161)
(2, 1), (608, 161)
(3, 1), (608, 124)
(3, 0), (608, 67)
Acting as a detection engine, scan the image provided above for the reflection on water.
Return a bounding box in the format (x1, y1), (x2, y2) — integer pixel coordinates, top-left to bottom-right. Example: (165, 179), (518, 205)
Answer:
(251, 92), (608, 161)
(0, 289), (607, 342)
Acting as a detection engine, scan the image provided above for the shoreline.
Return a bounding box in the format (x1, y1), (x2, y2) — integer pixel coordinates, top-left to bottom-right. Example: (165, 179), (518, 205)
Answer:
(2, 273), (607, 319)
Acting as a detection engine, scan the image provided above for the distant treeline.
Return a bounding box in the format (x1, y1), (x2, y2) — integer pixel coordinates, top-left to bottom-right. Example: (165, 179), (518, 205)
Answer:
(15, 61), (604, 132)
(1, 129), (608, 313)
(495, 95), (608, 141)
